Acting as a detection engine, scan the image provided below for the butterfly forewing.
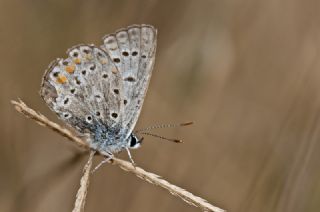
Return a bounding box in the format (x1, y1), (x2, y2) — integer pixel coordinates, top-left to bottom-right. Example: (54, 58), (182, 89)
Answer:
(102, 24), (157, 138)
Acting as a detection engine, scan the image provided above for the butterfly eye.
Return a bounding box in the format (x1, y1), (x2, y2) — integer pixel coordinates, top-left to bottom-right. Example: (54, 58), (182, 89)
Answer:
(130, 135), (137, 147)
(129, 134), (141, 149)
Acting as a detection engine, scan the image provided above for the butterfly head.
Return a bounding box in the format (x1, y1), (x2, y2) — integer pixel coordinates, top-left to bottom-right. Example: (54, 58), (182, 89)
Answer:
(128, 133), (143, 149)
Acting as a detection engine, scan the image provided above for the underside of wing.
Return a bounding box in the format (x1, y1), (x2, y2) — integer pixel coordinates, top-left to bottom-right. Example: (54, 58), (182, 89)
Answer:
(40, 45), (124, 135)
(102, 24), (157, 137)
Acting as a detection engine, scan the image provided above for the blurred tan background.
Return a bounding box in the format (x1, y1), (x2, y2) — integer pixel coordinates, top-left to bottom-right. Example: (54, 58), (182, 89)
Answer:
(1, 0), (320, 211)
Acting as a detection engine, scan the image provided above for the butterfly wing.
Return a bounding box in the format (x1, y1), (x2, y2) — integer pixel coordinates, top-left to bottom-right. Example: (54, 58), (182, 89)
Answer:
(40, 45), (124, 138)
(101, 24), (157, 138)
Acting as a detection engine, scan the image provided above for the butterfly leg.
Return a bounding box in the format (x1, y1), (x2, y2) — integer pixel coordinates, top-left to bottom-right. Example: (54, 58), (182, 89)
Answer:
(92, 152), (113, 173)
(125, 148), (137, 167)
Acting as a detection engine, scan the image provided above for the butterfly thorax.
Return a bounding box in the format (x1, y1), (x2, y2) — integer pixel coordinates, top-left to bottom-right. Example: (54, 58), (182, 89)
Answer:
(88, 121), (141, 154)
(90, 123), (129, 154)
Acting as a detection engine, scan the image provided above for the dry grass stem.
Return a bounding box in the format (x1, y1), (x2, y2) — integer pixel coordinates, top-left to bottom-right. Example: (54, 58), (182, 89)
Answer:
(11, 99), (225, 212)
(72, 150), (95, 212)
(12, 99), (88, 149)
(111, 158), (225, 212)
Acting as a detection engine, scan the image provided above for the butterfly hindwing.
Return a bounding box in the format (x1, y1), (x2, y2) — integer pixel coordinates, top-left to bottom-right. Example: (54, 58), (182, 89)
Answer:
(40, 45), (124, 135)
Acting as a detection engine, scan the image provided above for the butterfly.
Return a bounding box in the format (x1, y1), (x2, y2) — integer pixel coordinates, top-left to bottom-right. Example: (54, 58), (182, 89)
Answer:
(40, 24), (157, 164)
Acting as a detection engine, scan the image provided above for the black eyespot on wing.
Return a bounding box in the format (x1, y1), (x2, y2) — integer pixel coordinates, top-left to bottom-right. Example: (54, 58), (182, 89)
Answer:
(123, 99), (127, 105)
(90, 64), (96, 70)
(96, 111), (100, 116)
(63, 98), (69, 105)
(73, 52), (79, 57)
(141, 55), (147, 58)
(102, 73), (108, 78)
(132, 51), (138, 56)
(124, 76), (136, 82)
(83, 49), (90, 54)
(113, 58), (120, 63)
(62, 61), (68, 65)
(53, 72), (59, 77)
(75, 77), (81, 85)
(111, 113), (118, 118)
(82, 70), (86, 75)
(122, 51), (129, 56)
(113, 89), (119, 94)
(86, 115), (92, 123)
(70, 88), (76, 94)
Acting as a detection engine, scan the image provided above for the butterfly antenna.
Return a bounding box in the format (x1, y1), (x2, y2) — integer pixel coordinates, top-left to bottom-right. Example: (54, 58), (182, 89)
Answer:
(138, 132), (183, 143)
(135, 121), (193, 133)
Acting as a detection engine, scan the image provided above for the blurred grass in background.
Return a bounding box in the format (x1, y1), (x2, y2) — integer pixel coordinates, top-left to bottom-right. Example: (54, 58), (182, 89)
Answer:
(1, 0), (320, 211)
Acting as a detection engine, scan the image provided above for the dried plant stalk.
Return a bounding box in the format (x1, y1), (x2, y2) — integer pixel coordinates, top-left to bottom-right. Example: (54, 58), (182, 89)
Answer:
(112, 158), (224, 212)
(11, 99), (225, 212)
(72, 150), (95, 212)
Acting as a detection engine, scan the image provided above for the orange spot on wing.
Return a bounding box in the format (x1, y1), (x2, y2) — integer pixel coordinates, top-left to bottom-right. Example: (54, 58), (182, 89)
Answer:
(85, 54), (93, 60)
(74, 58), (81, 64)
(100, 58), (108, 64)
(56, 75), (67, 84)
(111, 66), (118, 74)
(65, 65), (75, 73)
